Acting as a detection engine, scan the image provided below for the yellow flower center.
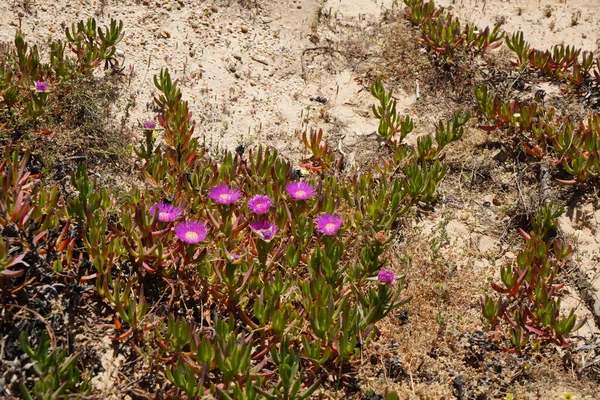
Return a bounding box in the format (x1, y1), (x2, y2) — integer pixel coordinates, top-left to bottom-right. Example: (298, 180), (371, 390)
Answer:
(325, 223), (336, 232)
(295, 190), (306, 198)
(185, 231), (199, 242)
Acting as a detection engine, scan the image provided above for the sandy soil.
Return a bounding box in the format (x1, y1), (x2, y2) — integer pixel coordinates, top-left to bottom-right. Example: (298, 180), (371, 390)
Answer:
(437, 0), (600, 52)
(3, 1), (599, 152)
(1, 0), (399, 159)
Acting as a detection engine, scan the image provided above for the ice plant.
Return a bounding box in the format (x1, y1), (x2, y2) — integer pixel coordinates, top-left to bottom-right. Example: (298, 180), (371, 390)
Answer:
(209, 184), (242, 205)
(247, 194), (273, 214)
(285, 181), (316, 201)
(378, 269), (396, 285)
(315, 214), (343, 236)
(175, 221), (207, 244)
(149, 202), (182, 222)
(142, 120), (157, 130)
(34, 81), (49, 92)
(250, 220), (279, 242)
(482, 203), (585, 352)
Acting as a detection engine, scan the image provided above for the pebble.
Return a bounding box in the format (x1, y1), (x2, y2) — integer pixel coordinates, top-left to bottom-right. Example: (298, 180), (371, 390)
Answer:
(233, 53), (242, 61)
(459, 212), (469, 221)
(241, 24), (249, 33)
(210, 4), (218, 13)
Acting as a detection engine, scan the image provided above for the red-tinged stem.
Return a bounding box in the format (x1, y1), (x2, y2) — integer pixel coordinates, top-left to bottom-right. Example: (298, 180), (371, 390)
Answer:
(111, 328), (133, 342)
(238, 307), (259, 330)
(80, 273), (98, 281)
(251, 343), (272, 361)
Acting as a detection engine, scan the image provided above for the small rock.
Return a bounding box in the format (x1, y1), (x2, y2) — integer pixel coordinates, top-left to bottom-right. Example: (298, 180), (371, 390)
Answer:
(459, 212), (469, 221)
(233, 53), (242, 61)
(210, 4), (218, 12)
(309, 96), (328, 104)
(241, 24), (249, 33)
(229, 65), (237, 73)
(234, 72), (241, 79)
(160, 30), (171, 39)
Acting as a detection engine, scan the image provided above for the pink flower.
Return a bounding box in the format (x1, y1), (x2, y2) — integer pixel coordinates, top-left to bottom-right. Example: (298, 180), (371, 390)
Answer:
(142, 120), (157, 129)
(35, 81), (49, 92)
(315, 214), (343, 236)
(149, 203), (182, 222)
(377, 269), (396, 285)
(209, 184), (242, 205)
(175, 221), (208, 244)
(250, 220), (279, 242)
(247, 195), (273, 214)
(285, 182), (316, 201)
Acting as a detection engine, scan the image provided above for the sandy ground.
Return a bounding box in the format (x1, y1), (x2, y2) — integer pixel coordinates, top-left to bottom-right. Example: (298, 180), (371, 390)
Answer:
(3, 0), (597, 159)
(437, 0), (600, 52)
(1, 0), (397, 158)
(2, 1), (599, 149)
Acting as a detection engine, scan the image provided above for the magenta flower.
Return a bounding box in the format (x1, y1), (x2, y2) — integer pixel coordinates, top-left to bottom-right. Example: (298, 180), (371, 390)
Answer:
(315, 214), (344, 236)
(285, 182), (316, 201)
(248, 195), (273, 214)
(175, 221), (208, 244)
(378, 269), (396, 285)
(250, 220), (279, 242)
(35, 81), (49, 92)
(142, 120), (157, 129)
(209, 184), (242, 205)
(149, 202), (182, 222)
